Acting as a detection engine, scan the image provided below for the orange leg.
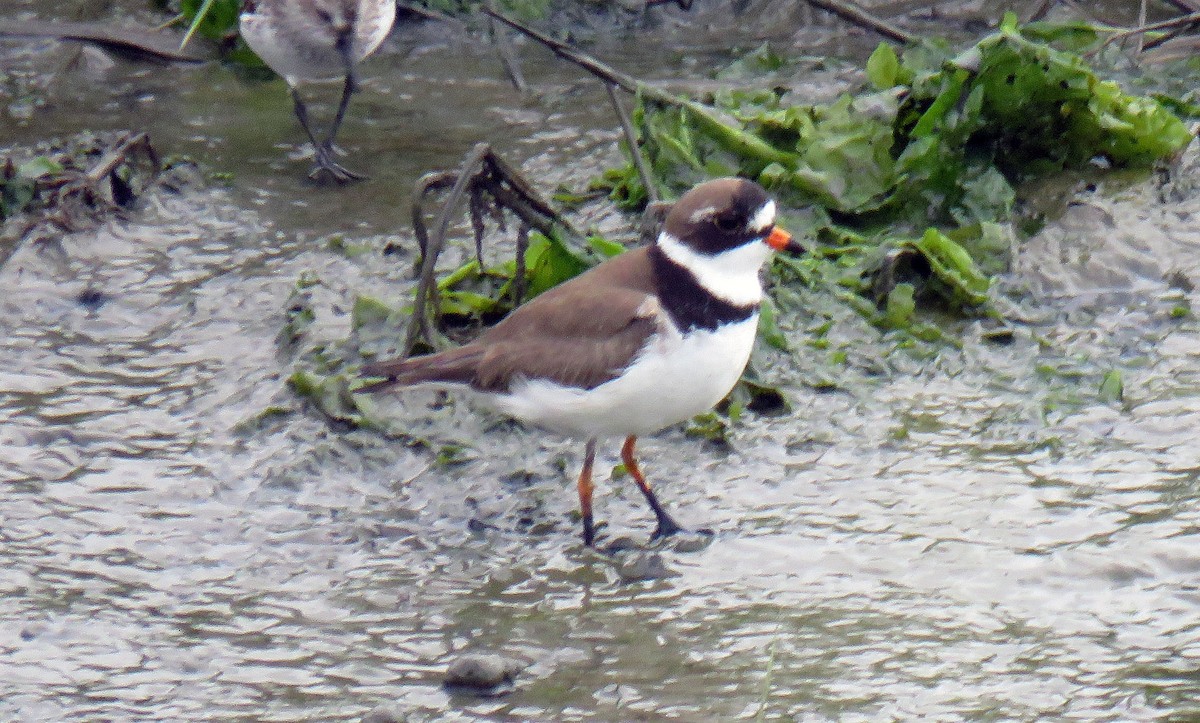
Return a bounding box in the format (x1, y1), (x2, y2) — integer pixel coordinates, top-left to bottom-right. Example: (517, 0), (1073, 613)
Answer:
(621, 436), (685, 540)
(577, 439), (598, 546)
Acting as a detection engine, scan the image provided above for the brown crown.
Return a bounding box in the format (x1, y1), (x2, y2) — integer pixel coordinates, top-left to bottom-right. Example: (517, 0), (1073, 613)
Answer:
(661, 177), (774, 255)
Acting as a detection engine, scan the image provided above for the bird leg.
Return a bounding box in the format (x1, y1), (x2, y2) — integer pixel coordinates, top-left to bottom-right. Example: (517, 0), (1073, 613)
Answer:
(621, 436), (685, 540)
(290, 86), (364, 185)
(324, 37), (363, 165)
(578, 438), (598, 546)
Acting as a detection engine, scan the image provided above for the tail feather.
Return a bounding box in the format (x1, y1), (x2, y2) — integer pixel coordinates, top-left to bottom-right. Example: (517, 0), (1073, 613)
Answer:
(358, 346), (484, 393)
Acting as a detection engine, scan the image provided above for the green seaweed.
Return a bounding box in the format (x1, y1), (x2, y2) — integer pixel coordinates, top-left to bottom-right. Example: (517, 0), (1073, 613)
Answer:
(283, 17), (1197, 432)
(1, 156), (64, 220)
(905, 229), (991, 308)
(434, 228), (597, 323)
(178, 0), (264, 67)
(1099, 369), (1124, 404)
(598, 16), (1193, 330)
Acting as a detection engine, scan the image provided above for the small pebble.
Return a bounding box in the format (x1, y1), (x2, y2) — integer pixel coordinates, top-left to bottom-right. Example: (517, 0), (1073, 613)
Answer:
(76, 288), (107, 309)
(602, 535), (641, 553)
(361, 706), (404, 723)
(443, 653), (523, 697)
(615, 551), (675, 582)
(664, 528), (714, 553)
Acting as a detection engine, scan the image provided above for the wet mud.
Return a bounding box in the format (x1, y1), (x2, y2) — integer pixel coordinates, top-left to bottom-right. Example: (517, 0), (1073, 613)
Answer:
(2, 1), (1200, 719)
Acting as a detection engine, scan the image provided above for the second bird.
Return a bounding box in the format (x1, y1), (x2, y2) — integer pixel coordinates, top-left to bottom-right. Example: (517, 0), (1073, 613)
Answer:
(240, 0), (396, 182)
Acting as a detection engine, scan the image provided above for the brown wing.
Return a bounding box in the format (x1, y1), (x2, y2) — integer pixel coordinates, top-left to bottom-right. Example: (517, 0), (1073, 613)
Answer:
(467, 247), (663, 392)
(472, 287), (661, 392)
(361, 247), (664, 394)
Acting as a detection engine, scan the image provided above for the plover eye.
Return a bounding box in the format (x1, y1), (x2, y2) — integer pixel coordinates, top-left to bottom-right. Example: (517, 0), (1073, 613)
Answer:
(714, 214), (741, 232)
(316, 8), (333, 22)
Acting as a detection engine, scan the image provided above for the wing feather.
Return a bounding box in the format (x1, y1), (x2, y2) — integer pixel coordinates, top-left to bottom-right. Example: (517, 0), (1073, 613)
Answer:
(473, 287), (663, 392)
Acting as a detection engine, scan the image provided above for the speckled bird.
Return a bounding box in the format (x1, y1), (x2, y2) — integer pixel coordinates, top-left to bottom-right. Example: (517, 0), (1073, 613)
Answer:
(239, 0), (396, 182)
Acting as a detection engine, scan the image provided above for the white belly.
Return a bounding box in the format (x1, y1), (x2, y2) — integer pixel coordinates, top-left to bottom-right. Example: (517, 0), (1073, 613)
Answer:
(490, 316), (759, 439)
(239, 2), (395, 85)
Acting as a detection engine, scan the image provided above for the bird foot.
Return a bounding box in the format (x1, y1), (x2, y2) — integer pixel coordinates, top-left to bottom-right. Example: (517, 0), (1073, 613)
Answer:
(651, 522), (714, 553)
(309, 160), (367, 184)
(587, 526), (713, 554)
(308, 145), (367, 184)
(649, 514), (686, 541)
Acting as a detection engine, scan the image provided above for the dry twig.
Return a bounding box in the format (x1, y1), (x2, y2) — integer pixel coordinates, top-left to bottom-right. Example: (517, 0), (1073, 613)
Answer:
(407, 144), (574, 352)
(0, 20), (209, 63)
(1, 132), (161, 270)
(1161, 0), (1200, 14)
(606, 84), (660, 204)
(1025, 0), (1056, 23)
(484, 9), (641, 92)
(802, 0), (914, 44)
(1097, 10), (1200, 51)
(484, 0), (527, 92)
(1138, 0), (1149, 54)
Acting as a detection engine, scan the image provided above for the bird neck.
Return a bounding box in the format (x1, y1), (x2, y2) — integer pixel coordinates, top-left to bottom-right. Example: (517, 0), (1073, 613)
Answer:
(655, 229), (768, 307)
(649, 244), (760, 333)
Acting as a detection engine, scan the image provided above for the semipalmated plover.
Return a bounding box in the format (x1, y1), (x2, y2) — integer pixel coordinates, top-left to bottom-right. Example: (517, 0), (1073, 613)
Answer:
(239, 0), (396, 182)
(360, 177), (803, 546)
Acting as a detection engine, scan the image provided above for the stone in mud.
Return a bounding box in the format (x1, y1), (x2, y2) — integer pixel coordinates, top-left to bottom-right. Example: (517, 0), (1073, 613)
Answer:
(663, 528), (714, 553)
(443, 653), (524, 697)
(602, 535), (641, 553)
(361, 706), (405, 723)
(75, 287), (107, 309)
(615, 551), (676, 582)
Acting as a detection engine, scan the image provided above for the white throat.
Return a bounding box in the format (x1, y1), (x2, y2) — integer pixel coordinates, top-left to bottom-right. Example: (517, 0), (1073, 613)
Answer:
(656, 231), (770, 306)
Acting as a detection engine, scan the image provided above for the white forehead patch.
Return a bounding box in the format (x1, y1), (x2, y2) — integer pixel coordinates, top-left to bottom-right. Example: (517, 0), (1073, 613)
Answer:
(689, 205), (719, 224)
(749, 200), (776, 234)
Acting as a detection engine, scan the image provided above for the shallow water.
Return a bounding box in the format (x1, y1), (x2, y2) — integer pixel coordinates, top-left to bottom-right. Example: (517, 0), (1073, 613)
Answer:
(3, 2), (1200, 720)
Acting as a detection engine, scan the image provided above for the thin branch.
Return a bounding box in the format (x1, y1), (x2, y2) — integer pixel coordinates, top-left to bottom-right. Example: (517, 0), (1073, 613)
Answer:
(512, 225), (528, 306)
(0, 19), (209, 63)
(1142, 17), (1196, 51)
(1137, 0), (1148, 54)
(482, 10), (713, 113)
(410, 170), (456, 265)
(1058, 0), (1123, 27)
(606, 84), (659, 204)
(1025, 0), (1055, 23)
(405, 144), (579, 352)
(1160, 0), (1200, 14)
(408, 143), (494, 351)
(1098, 10), (1200, 49)
(84, 132), (159, 185)
(396, 1), (468, 31)
(801, 0), (914, 44)
(482, 8), (797, 193)
(481, 151), (565, 229)
(0, 133), (159, 271)
(1140, 33), (1200, 62)
(485, 0), (527, 92)
(483, 9), (640, 93)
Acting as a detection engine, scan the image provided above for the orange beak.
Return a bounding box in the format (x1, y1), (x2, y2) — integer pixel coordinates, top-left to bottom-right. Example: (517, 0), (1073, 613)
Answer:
(765, 226), (803, 254)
